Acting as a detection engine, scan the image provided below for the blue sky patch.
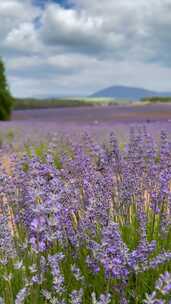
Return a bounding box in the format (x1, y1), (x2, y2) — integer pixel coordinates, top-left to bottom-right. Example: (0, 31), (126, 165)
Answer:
(33, 0), (72, 9)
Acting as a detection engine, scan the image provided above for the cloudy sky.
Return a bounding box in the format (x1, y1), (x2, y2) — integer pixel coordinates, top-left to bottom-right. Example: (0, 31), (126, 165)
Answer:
(1, 0), (171, 97)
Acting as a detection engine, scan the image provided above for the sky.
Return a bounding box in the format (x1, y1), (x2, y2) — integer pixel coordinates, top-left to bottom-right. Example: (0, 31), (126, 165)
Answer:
(1, 0), (171, 97)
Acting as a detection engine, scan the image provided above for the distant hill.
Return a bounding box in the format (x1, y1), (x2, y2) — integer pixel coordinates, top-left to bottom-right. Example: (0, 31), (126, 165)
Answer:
(91, 85), (171, 100)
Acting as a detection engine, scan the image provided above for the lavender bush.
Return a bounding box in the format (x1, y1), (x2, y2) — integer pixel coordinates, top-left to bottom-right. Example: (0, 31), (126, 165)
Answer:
(0, 126), (171, 303)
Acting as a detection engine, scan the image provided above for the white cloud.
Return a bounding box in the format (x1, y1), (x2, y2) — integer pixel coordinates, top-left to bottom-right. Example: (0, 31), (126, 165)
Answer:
(40, 3), (125, 55)
(1, 0), (171, 96)
(0, 0), (39, 35)
(7, 56), (44, 70)
(5, 23), (40, 52)
(0, 0), (41, 56)
(0, 0), (38, 19)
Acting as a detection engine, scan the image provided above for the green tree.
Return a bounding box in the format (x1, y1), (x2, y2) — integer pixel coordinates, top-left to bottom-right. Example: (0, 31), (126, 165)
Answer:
(0, 58), (13, 120)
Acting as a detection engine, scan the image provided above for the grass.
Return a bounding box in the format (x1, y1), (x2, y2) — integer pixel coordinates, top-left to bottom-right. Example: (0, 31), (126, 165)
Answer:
(13, 97), (131, 110)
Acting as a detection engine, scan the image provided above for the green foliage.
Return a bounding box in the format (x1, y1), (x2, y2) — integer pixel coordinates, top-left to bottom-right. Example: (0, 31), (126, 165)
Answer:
(0, 58), (13, 120)
(13, 97), (120, 110)
(6, 129), (14, 143)
(141, 96), (171, 103)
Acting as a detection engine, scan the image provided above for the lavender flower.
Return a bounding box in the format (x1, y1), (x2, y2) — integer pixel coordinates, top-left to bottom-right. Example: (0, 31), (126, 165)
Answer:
(91, 292), (111, 304)
(71, 264), (84, 282)
(15, 288), (29, 304)
(70, 289), (83, 304)
(143, 291), (164, 304)
(155, 272), (171, 295)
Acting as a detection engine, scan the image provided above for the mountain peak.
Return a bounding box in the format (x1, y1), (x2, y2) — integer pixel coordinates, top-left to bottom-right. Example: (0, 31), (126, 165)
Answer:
(91, 85), (171, 100)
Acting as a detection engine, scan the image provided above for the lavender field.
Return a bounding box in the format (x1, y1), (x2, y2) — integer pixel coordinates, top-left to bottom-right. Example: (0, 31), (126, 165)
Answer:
(12, 103), (171, 123)
(1, 104), (171, 148)
(0, 104), (171, 303)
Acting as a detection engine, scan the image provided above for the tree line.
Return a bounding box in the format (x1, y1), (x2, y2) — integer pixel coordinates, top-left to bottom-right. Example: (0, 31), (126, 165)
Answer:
(0, 58), (13, 120)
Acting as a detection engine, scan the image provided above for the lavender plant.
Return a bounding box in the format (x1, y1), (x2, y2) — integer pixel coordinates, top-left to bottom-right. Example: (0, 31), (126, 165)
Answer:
(0, 127), (170, 303)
